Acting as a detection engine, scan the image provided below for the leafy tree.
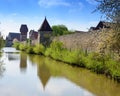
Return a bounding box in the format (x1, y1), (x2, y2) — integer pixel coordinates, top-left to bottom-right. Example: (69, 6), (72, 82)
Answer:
(95, 0), (120, 57)
(52, 25), (71, 36)
(0, 32), (4, 49)
(95, 0), (120, 23)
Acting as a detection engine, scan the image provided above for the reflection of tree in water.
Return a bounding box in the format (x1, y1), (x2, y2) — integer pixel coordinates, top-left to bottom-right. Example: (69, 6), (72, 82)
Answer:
(20, 52), (27, 73)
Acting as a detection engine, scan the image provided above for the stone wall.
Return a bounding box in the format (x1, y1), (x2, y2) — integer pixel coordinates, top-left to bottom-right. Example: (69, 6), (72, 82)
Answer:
(53, 29), (109, 52)
(29, 29), (110, 53)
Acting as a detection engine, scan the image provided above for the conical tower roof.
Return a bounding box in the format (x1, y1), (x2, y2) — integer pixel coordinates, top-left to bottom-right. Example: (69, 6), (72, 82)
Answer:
(38, 17), (52, 31)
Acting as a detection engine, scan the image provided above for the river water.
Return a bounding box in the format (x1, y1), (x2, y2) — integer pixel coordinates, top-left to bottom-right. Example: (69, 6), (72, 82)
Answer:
(0, 47), (120, 96)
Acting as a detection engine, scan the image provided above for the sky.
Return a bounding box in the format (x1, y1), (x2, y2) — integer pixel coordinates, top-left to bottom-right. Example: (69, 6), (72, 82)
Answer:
(0, 0), (103, 38)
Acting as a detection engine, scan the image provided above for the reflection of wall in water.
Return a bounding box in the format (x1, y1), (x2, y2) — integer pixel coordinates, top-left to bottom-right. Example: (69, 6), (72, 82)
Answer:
(20, 52), (27, 73)
(8, 53), (19, 61)
(37, 62), (51, 89)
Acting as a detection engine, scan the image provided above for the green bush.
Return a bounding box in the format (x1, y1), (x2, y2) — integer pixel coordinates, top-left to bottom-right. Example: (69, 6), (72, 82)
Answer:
(105, 59), (120, 80)
(26, 46), (34, 54)
(19, 43), (27, 51)
(84, 53), (106, 73)
(44, 41), (85, 66)
(13, 42), (20, 50)
(45, 48), (51, 57)
(33, 44), (45, 55)
(62, 50), (79, 64)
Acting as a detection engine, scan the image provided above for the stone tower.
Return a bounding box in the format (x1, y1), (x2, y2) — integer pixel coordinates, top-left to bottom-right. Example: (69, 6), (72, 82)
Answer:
(20, 24), (28, 41)
(38, 17), (52, 46)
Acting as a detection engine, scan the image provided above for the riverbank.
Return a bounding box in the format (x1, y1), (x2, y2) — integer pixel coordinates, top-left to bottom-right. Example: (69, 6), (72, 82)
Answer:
(1, 48), (120, 96)
(13, 41), (120, 82)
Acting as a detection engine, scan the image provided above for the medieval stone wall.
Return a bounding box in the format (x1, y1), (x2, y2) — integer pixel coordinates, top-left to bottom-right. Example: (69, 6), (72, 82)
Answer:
(53, 29), (109, 52)
(29, 28), (110, 53)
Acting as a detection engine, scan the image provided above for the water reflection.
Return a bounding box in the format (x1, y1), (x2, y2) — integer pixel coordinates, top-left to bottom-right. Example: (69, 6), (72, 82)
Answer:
(20, 52), (27, 73)
(1, 47), (120, 96)
(28, 55), (120, 96)
(5, 51), (27, 74)
(8, 53), (19, 61)
(38, 63), (51, 89)
(5, 51), (27, 73)
(29, 55), (51, 89)
(0, 53), (5, 77)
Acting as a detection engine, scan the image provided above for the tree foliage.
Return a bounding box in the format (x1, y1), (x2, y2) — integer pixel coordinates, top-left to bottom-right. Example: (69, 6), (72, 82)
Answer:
(52, 25), (71, 36)
(95, 0), (120, 57)
(0, 32), (4, 49)
(95, 0), (120, 23)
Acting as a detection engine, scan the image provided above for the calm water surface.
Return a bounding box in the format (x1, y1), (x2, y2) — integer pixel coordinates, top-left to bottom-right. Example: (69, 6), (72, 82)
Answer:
(0, 47), (120, 96)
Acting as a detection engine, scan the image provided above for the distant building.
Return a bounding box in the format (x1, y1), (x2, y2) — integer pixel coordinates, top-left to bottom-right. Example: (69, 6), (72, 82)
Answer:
(20, 24), (28, 41)
(29, 30), (38, 45)
(38, 17), (52, 46)
(5, 24), (28, 47)
(6, 32), (20, 47)
(89, 21), (111, 31)
(95, 21), (111, 29)
(29, 30), (38, 40)
(89, 27), (96, 31)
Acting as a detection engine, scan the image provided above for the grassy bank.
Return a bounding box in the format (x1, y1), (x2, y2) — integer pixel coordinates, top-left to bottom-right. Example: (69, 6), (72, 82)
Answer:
(13, 41), (120, 82)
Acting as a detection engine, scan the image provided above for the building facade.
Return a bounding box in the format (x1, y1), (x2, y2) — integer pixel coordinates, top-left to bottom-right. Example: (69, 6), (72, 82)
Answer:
(20, 24), (28, 41)
(6, 24), (28, 47)
(38, 17), (52, 46)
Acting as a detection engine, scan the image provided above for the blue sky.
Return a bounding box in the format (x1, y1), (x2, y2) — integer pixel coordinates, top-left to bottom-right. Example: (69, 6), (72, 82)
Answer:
(0, 0), (103, 38)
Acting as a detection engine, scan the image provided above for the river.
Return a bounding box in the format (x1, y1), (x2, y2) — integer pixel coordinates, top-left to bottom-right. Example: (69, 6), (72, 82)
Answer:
(0, 47), (120, 96)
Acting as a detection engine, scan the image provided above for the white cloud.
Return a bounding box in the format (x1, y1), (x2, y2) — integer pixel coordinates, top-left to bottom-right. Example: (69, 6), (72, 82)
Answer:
(1, 19), (20, 38)
(86, 0), (97, 5)
(38, 0), (70, 8)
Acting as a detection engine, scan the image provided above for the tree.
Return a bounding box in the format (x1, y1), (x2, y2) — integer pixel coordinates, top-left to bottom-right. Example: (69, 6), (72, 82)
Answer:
(0, 32), (4, 49)
(52, 25), (70, 36)
(95, 0), (120, 23)
(95, 0), (120, 57)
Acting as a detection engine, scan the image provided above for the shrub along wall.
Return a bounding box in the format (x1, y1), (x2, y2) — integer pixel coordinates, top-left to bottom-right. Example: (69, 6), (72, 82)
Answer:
(13, 41), (120, 82)
(53, 29), (120, 59)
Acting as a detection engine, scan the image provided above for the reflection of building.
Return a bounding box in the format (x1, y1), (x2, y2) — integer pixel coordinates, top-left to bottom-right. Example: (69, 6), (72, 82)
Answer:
(8, 53), (19, 61)
(37, 63), (51, 89)
(20, 52), (27, 73)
